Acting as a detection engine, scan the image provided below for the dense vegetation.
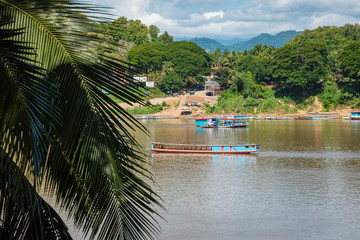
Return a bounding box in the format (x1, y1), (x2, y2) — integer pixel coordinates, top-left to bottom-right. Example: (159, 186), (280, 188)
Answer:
(207, 24), (360, 114)
(98, 17), (211, 95)
(98, 17), (360, 114)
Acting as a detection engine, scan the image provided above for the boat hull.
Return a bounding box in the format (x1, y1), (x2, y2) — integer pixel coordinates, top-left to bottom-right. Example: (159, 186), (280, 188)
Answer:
(151, 142), (259, 154)
(151, 149), (258, 154)
(198, 125), (248, 128)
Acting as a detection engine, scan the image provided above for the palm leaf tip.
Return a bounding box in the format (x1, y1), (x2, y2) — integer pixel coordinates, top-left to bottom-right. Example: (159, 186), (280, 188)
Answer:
(1, 1), (162, 239)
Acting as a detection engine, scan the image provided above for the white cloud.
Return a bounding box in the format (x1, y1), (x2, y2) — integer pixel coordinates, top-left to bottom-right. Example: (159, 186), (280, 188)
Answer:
(308, 13), (359, 29)
(203, 11), (224, 20)
(91, 0), (360, 39)
(140, 13), (177, 27)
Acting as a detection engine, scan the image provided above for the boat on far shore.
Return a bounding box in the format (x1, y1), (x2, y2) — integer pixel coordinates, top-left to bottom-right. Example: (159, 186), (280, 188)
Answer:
(307, 112), (339, 115)
(134, 115), (152, 120)
(350, 111), (360, 120)
(306, 116), (337, 120)
(151, 142), (259, 154)
(134, 115), (179, 120)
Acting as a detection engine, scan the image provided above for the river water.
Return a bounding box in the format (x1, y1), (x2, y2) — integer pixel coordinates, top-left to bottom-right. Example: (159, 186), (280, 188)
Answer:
(51, 119), (360, 239)
(138, 119), (360, 240)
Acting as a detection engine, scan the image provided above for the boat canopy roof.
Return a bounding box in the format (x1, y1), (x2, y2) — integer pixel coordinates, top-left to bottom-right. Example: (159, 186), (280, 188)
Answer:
(152, 142), (259, 147)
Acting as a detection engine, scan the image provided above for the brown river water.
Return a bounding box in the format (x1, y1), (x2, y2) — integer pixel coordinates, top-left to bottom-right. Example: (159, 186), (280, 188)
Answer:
(47, 119), (360, 240)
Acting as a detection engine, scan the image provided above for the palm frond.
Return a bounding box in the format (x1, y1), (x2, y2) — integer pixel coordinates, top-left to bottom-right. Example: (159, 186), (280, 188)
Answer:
(1, 1), (163, 239)
(0, 151), (72, 239)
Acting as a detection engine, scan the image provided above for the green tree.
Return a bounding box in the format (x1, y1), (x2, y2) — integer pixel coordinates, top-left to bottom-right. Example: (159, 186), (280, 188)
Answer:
(158, 31), (173, 45)
(210, 48), (223, 67)
(319, 81), (342, 110)
(231, 72), (262, 98)
(149, 25), (160, 42)
(0, 1), (161, 239)
(213, 67), (232, 89)
(340, 42), (360, 81)
(158, 72), (185, 92)
(237, 55), (270, 83)
(127, 43), (165, 73)
(107, 16), (129, 42)
(271, 40), (329, 93)
(127, 19), (149, 45)
(165, 41), (212, 78)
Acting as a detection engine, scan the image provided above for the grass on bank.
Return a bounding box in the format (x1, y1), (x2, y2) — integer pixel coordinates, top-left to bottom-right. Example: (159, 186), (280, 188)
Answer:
(203, 87), (360, 115)
(126, 101), (169, 115)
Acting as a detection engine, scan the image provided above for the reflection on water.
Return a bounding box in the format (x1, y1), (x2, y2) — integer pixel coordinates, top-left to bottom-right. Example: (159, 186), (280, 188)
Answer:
(143, 120), (360, 240)
(152, 153), (258, 165)
(58, 119), (360, 239)
(195, 127), (250, 145)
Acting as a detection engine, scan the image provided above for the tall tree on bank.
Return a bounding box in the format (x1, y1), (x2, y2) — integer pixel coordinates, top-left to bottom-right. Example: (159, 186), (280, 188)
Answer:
(340, 42), (360, 81)
(271, 40), (329, 94)
(0, 1), (162, 239)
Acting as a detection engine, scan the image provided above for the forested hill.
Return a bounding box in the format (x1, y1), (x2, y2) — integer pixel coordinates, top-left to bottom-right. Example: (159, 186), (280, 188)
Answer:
(190, 30), (301, 52)
(188, 37), (226, 52)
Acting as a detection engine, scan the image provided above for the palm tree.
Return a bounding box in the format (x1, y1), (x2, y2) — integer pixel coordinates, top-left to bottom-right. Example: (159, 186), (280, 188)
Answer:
(0, 1), (162, 239)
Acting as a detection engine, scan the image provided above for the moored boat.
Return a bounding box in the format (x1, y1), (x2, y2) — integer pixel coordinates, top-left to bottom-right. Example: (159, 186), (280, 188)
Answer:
(306, 116), (337, 120)
(134, 115), (152, 120)
(195, 117), (249, 128)
(151, 142), (259, 154)
(350, 111), (360, 120)
(265, 117), (294, 120)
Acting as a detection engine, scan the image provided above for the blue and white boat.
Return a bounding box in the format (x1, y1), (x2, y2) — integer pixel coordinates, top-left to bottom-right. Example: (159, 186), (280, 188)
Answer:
(350, 111), (360, 120)
(151, 142), (259, 154)
(305, 116), (337, 120)
(195, 117), (249, 128)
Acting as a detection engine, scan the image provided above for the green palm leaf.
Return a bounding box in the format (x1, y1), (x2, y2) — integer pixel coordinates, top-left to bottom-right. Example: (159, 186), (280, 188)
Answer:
(1, 1), (162, 239)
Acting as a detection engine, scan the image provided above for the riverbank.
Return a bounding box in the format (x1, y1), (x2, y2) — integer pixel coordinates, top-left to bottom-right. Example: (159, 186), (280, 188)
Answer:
(120, 90), (355, 119)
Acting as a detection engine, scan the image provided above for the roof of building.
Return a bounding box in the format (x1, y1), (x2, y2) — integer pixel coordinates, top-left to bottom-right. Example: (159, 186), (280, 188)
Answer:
(205, 81), (220, 86)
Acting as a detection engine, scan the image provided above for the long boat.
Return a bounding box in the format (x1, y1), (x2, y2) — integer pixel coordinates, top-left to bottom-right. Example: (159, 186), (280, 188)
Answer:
(307, 112), (338, 115)
(195, 117), (249, 128)
(151, 142), (259, 154)
(305, 116), (337, 120)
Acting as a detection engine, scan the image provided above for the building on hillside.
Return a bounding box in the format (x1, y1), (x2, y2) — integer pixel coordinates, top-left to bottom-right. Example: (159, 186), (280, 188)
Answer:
(205, 81), (220, 96)
(133, 75), (154, 88)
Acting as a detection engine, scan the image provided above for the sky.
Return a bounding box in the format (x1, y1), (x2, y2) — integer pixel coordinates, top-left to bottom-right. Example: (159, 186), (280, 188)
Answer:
(89, 0), (360, 42)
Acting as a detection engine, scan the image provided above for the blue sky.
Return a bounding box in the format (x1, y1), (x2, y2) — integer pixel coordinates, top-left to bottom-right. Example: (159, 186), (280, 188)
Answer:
(89, 0), (360, 41)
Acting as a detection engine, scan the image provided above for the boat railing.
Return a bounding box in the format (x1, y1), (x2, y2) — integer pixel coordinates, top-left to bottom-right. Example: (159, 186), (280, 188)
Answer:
(153, 142), (259, 149)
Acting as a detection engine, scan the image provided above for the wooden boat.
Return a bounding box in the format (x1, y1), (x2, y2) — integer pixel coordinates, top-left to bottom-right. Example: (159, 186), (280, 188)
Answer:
(306, 116), (337, 120)
(134, 115), (152, 120)
(307, 112), (338, 115)
(265, 117), (294, 120)
(350, 111), (360, 120)
(152, 116), (179, 119)
(151, 142), (259, 154)
(195, 117), (249, 128)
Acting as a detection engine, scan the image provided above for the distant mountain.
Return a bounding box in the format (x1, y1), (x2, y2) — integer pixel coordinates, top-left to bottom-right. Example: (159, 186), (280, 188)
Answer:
(189, 37), (225, 52)
(190, 30), (302, 52)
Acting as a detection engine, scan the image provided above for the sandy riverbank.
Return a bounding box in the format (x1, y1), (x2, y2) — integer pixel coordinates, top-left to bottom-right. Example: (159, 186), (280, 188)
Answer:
(120, 90), (355, 119)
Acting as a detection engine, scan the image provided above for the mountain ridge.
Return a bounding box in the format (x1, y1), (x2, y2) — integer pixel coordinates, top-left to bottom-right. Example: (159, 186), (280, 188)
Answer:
(189, 30), (302, 52)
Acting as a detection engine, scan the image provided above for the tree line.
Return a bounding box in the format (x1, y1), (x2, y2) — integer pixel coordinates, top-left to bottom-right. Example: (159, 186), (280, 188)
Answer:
(100, 18), (360, 112)
(208, 24), (360, 113)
